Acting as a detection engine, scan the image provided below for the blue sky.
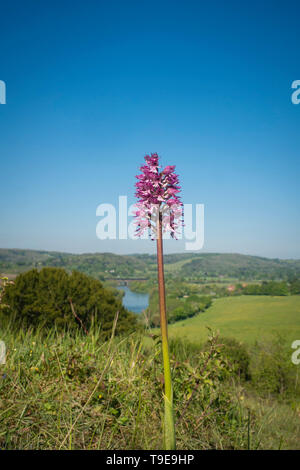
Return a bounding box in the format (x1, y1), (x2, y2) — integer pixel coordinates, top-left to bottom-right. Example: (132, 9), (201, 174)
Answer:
(0, 0), (299, 257)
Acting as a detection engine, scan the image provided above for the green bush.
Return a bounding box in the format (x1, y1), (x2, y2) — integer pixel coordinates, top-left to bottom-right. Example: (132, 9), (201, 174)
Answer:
(250, 336), (299, 400)
(2, 268), (139, 338)
(206, 336), (251, 381)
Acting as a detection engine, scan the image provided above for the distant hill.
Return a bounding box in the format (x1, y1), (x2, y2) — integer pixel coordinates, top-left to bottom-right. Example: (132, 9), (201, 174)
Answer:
(178, 253), (300, 280)
(0, 249), (148, 280)
(1, 248), (300, 281)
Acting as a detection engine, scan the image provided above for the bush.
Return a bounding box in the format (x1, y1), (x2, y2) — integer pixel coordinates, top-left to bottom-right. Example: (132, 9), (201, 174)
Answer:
(208, 336), (251, 381)
(2, 268), (139, 338)
(250, 336), (299, 400)
(170, 334), (251, 382)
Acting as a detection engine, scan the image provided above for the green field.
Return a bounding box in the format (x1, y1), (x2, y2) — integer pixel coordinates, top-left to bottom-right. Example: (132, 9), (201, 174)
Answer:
(167, 295), (300, 345)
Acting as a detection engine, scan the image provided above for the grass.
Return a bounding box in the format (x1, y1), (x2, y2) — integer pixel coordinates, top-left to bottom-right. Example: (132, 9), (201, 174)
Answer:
(166, 295), (300, 345)
(241, 393), (300, 450)
(0, 326), (160, 449)
(163, 258), (194, 274)
(0, 321), (299, 449)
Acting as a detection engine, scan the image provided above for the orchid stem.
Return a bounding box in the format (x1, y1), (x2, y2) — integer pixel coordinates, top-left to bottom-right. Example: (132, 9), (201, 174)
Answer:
(156, 211), (176, 450)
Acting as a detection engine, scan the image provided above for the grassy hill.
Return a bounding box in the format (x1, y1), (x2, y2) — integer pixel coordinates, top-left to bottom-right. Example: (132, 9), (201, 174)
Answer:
(166, 295), (300, 345)
(1, 323), (299, 449)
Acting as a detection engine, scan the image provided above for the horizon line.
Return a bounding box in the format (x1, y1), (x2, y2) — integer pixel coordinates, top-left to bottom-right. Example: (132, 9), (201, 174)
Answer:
(0, 247), (299, 262)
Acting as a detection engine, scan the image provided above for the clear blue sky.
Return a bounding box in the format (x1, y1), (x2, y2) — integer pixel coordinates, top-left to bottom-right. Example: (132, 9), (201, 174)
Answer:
(0, 0), (299, 258)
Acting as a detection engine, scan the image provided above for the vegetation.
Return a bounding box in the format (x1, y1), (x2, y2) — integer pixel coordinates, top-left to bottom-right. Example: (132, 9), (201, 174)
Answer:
(0, 325), (299, 450)
(140, 277), (300, 329)
(0, 249), (149, 281)
(211, 336), (251, 381)
(1, 249), (300, 449)
(250, 335), (297, 400)
(178, 253), (300, 280)
(242, 281), (290, 296)
(146, 284), (212, 327)
(166, 295), (300, 345)
(1, 268), (138, 339)
(129, 280), (152, 293)
(2, 249), (300, 282)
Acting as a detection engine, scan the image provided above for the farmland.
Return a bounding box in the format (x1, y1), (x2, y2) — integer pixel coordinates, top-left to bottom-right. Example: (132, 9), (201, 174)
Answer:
(166, 295), (300, 345)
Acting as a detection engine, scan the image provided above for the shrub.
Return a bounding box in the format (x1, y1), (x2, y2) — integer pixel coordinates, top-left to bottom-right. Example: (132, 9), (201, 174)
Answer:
(250, 336), (299, 400)
(205, 336), (251, 381)
(2, 268), (139, 338)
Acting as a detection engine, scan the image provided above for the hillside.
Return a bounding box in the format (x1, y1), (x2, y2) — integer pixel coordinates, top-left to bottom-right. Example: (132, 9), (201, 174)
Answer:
(1, 248), (300, 281)
(0, 249), (149, 280)
(179, 253), (300, 280)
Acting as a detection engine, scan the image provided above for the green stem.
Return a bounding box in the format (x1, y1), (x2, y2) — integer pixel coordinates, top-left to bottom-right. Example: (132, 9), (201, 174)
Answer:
(156, 212), (176, 450)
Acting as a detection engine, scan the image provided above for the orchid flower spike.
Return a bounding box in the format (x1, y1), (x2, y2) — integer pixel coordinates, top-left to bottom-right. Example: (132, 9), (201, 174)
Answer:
(134, 153), (183, 238)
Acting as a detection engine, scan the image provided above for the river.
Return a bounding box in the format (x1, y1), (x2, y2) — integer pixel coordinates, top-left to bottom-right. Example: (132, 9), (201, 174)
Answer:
(117, 285), (149, 314)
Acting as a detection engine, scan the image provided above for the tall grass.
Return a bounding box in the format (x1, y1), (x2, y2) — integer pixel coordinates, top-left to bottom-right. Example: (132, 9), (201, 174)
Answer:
(0, 323), (299, 449)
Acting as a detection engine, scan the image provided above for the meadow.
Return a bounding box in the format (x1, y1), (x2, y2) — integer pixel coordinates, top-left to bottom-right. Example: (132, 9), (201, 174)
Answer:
(167, 295), (300, 345)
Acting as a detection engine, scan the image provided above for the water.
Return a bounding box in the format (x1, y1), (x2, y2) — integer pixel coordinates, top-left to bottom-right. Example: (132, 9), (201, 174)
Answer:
(117, 285), (149, 314)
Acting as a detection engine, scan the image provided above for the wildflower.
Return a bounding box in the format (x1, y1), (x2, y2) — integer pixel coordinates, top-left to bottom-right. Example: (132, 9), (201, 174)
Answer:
(134, 153), (182, 450)
(134, 153), (183, 239)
